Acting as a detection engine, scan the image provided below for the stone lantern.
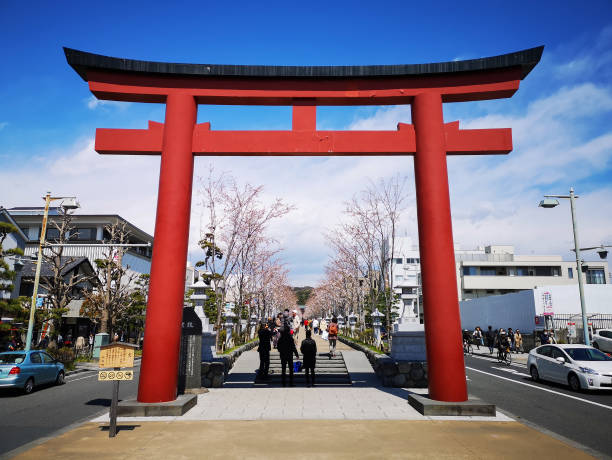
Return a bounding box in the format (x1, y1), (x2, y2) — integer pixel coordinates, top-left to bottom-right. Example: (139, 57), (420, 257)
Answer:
(250, 313), (258, 339)
(223, 308), (236, 349)
(371, 308), (385, 348)
(189, 278), (216, 360)
(337, 315), (344, 332)
(348, 312), (357, 336)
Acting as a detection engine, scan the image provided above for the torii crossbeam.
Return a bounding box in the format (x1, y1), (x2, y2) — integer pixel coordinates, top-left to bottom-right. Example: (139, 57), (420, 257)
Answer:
(65, 46), (543, 404)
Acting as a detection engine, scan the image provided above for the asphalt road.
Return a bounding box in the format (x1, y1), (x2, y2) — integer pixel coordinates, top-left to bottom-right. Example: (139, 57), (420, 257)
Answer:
(0, 366), (140, 457)
(465, 353), (612, 458)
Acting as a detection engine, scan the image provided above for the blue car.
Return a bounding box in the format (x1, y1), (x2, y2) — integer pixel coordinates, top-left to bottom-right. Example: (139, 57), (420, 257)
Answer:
(0, 350), (65, 394)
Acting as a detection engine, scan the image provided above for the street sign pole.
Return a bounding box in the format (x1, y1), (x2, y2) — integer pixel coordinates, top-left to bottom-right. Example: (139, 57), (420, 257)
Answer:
(109, 367), (120, 438)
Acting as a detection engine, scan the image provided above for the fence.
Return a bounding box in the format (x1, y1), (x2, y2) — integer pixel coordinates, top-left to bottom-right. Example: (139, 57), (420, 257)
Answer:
(552, 313), (612, 331)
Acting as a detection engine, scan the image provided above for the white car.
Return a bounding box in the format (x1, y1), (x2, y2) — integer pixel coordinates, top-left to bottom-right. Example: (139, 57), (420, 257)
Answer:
(527, 344), (612, 391)
(592, 329), (612, 353)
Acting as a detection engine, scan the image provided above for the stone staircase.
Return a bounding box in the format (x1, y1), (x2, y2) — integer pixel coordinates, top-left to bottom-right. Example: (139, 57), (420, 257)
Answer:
(255, 351), (352, 386)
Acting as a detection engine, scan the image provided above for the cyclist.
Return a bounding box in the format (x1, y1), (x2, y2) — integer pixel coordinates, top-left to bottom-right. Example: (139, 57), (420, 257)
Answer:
(497, 329), (511, 362)
(462, 329), (472, 354)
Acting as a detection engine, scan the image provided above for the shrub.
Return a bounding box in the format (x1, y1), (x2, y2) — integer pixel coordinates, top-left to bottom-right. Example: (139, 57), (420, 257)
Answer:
(47, 346), (76, 371)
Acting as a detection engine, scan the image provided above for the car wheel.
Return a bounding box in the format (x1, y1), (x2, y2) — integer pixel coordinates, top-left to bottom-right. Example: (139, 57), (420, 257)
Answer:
(24, 378), (34, 395)
(530, 366), (540, 382)
(55, 370), (65, 385)
(568, 373), (581, 392)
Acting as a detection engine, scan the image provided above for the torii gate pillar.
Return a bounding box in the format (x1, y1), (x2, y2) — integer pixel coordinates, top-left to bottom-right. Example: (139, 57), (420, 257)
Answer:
(64, 45), (543, 404)
(138, 93), (197, 402)
(412, 92), (466, 401)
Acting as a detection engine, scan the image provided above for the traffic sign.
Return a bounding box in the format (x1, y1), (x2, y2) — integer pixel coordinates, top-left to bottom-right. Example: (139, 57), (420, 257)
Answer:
(98, 370), (134, 381)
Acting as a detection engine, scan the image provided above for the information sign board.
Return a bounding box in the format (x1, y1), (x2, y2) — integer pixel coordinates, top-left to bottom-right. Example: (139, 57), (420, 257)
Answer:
(99, 343), (138, 368)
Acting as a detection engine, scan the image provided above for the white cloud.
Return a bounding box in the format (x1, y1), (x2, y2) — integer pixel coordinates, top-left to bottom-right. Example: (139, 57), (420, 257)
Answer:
(86, 96), (132, 111)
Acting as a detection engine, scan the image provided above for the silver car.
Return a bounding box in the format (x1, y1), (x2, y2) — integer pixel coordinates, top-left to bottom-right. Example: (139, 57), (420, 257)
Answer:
(527, 344), (612, 391)
(592, 329), (612, 353)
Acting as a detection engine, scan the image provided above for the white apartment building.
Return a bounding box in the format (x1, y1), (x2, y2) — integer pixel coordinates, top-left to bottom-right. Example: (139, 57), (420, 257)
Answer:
(457, 245), (609, 300)
(389, 239), (609, 316)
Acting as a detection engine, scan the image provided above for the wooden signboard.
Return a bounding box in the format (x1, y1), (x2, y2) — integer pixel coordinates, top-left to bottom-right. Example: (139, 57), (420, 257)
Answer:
(99, 342), (138, 369)
(97, 342), (139, 438)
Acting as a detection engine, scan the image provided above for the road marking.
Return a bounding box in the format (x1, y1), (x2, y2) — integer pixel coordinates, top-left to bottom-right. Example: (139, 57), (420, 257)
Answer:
(494, 366), (531, 378)
(66, 373), (99, 382)
(466, 366), (612, 411)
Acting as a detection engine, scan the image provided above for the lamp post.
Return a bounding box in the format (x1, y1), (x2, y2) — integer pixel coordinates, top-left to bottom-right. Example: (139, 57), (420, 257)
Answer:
(25, 192), (80, 351)
(539, 187), (591, 345)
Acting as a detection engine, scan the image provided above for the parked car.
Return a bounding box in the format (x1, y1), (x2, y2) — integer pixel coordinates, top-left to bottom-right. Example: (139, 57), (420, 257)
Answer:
(527, 344), (612, 391)
(0, 350), (65, 394)
(592, 329), (612, 353)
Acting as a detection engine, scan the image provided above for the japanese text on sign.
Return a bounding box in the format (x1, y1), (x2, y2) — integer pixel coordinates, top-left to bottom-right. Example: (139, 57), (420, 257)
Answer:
(99, 347), (135, 368)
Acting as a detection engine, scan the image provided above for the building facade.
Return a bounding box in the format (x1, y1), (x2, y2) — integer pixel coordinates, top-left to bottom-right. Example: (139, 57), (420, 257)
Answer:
(389, 239), (609, 320)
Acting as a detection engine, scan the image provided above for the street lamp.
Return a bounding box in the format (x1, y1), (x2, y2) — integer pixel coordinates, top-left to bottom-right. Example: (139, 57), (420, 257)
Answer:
(539, 187), (590, 345)
(25, 192), (80, 351)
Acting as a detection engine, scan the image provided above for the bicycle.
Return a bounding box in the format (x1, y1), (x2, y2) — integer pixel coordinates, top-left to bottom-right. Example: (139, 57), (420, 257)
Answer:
(496, 347), (512, 366)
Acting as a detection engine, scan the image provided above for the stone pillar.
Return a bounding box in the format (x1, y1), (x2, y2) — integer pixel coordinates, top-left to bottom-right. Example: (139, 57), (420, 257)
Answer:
(178, 307), (202, 394)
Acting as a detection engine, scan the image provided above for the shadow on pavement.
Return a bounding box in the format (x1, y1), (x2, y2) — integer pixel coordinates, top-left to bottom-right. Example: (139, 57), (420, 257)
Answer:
(86, 398), (112, 407)
(99, 425), (140, 433)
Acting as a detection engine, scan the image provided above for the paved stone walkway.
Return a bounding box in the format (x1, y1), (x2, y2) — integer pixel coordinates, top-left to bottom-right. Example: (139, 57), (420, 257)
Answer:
(92, 347), (511, 423)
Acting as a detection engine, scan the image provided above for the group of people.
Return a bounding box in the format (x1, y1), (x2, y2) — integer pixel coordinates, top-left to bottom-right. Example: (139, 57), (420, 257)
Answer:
(466, 325), (524, 355)
(257, 310), (339, 387)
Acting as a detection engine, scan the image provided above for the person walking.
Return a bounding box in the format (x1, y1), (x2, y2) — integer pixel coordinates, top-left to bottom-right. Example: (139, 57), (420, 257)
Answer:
(472, 327), (483, 350)
(485, 326), (495, 354)
(328, 316), (339, 359)
(319, 318), (327, 336)
(507, 328), (515, 352)
(291, 310), (301, 344)
(277, 324), (299, 387)
(257, 320), (272, 380)
(514, 329), (523, 353)
(312, 318), (319, 335)
(300, 330), (317, 387)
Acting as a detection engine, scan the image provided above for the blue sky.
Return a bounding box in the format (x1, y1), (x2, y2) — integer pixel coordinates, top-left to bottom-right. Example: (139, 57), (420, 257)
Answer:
(1, 1), (611, 285)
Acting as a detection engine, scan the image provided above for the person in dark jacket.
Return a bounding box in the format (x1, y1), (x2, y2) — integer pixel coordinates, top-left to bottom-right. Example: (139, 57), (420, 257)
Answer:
(300, 329), (317, 387)
(485, 325), (495, 354)
(257, 321), (272, 380)
(277, 325), (299, 387)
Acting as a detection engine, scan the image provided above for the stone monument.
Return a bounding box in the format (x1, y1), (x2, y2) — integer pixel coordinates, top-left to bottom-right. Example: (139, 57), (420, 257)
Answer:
(178, 307), (202, 394)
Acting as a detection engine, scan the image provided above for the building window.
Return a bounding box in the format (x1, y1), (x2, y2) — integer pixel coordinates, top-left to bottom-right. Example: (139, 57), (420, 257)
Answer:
(394, 258), (403, 264)
(45, 228), (61, 241)
(568, 267), (573, 279)
(402, 287), (413, 294)
(395, 275), (403, 282)
(73, 227), (97, 240)
(480, 268), (496, 276)
(586, 269), (605, 284)
(462, 266), (477, 276)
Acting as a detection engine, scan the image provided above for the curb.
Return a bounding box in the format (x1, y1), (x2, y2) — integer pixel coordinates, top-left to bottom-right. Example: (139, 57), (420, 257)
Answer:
(66, 357), (142, 376)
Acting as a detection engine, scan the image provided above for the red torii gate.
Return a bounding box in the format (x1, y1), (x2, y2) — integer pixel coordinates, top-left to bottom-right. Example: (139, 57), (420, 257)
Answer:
(65, 46), (542, 403)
